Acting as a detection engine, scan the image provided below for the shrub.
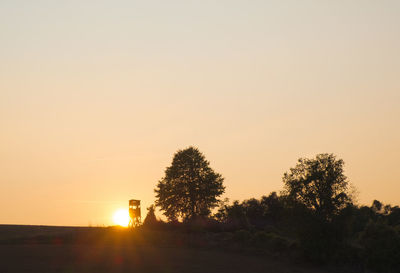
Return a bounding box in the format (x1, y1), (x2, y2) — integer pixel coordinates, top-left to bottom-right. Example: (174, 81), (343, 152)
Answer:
(253, 231), (269, 245)
(251, 231), (292, 252)
(268, 233), (291, 251)
(234, 229), (251, 244)
(360, 222), (400, 272)
(298, 218), (345, 263)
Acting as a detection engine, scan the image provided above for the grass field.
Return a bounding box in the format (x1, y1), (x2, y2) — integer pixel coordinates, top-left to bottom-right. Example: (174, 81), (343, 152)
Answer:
(0, 225), (352, 273)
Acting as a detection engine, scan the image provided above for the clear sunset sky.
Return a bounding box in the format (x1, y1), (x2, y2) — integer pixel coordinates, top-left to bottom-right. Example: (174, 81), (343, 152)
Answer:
(1, 1), (399, 226)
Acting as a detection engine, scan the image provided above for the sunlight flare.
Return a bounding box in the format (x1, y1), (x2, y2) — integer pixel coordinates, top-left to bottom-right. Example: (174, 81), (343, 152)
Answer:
(113, 209), (130, 227)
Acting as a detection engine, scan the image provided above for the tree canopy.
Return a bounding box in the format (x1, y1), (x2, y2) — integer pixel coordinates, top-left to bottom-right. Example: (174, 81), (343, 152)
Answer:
(283, 153), (352, 221)
(154, 146), (225, 221)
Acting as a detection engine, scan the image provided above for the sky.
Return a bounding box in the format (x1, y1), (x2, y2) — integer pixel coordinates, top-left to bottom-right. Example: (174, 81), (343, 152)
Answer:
(1, 0), (399, 226)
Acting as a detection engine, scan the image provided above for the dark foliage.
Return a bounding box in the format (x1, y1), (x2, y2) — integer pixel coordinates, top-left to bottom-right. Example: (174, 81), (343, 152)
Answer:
(149, 152), (400, 272)
(143, 205), (160, 228)
(297, 211), (354, 263)
(283, 153), (352, 221)
(360, 222), (400, 272)
(155, 147), (225, 221)
(215, 192), (287, 231)
(387, 206), (400, 226)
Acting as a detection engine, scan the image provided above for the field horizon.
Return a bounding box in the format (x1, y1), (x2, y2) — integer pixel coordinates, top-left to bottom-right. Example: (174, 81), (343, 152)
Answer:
(0, 224), (354, 273)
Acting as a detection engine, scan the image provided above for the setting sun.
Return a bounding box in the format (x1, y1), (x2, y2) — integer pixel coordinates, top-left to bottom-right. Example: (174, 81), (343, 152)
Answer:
(113, 209), (130, 227)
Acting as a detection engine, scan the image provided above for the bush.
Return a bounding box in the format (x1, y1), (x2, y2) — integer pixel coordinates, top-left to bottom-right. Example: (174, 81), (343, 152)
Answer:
(251, 231), (292, 252)
(298, 218), (345, 263)
(268, 233), (291, 251)
(253, 231), (270, 245)
(234, 229), (251, 244)
(263, 224), (279, 234)
(360, 222), (400, 272)
(184, 216), (222, 233)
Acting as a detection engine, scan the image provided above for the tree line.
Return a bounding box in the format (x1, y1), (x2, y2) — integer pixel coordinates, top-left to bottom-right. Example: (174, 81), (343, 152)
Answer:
(146, 146), (400, 272)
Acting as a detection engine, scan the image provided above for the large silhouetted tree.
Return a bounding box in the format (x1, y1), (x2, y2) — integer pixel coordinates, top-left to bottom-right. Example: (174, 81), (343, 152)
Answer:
(283, 153), (352, 221)
(155, 146), (225, 221)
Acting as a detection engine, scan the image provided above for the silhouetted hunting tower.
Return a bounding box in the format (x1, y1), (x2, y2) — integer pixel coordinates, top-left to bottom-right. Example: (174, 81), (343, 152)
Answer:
(129, 199), (141, 227)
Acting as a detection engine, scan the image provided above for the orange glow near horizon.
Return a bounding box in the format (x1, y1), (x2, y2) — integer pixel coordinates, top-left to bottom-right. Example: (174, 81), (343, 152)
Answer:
(0, 1), (399, 226)
(113, 209), (130, 227)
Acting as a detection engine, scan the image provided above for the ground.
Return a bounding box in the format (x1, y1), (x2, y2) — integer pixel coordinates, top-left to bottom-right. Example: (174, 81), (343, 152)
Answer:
(0, 225), (350, 273)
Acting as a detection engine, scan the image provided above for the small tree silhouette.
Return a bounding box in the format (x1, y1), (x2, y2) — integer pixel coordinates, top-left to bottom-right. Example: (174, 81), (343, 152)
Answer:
(143, 205), (158, 227)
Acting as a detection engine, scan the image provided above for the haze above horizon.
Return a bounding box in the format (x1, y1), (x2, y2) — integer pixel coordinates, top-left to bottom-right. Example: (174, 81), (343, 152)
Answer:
(1, 0), (399, 226)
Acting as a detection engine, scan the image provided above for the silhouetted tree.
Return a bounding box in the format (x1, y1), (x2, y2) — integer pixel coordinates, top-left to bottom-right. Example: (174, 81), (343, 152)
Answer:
(260, 192), (286, 225)
(282, 154), (355, 262)
(214, 193), (288, 231)
(387, 206), (400, 226)
(351, 205), (376, 234)
(384, 204), (392, 215)
(360, 222), (400, 272)
(283, 153), (352, 221)
(143, 205), (158, 227)
(241, 198), (265, 228)
(213, 198), (230, 223)
(371, 199), (383, 213)
(223, 200), (250, 230)
(154, 147), (225, 221)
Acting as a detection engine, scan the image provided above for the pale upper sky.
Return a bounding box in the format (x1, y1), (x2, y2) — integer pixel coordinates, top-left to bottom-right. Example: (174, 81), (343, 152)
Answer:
(1, 1), (399, 226)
